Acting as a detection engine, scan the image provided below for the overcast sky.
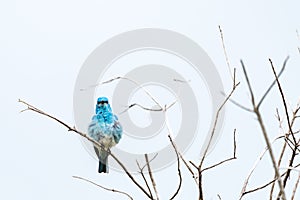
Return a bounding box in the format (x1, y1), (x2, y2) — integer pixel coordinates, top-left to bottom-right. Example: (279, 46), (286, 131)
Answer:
(2, 0), (300, 199)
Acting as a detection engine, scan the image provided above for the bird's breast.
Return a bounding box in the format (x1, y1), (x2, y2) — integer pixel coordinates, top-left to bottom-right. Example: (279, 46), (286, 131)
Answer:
(100, 134), (117, 148)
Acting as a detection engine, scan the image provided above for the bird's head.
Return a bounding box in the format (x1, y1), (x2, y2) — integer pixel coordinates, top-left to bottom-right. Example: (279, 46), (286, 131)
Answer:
(95, 97), (112, 114)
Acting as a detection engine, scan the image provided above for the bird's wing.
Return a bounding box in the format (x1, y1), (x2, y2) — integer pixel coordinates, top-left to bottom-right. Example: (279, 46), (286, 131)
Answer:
(112, 115), (123, 144)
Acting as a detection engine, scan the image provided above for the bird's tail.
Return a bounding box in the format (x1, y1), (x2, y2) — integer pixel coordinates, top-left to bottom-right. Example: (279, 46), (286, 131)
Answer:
(98, 154), (109, 173)
(93, 146), (109, 173)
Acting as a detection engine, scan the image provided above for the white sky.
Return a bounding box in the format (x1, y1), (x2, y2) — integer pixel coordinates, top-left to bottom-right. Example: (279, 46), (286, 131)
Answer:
(2, 0), (300, 199)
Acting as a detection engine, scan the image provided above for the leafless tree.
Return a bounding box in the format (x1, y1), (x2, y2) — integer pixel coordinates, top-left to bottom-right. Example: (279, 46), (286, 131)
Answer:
(19, 27), (300, 200)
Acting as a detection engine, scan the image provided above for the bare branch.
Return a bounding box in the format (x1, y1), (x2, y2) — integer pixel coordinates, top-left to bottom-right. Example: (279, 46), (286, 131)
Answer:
(269, 141), (287, 199)
(240, 60), (256, 107)
(222, 92), (253, 113)
(201, 129), (237, 173)
(163, 106), (183, 199)
(240, 60), (287, 200)
(291, 172), (300, 200)
(219, 25), (233, 81)
(119, 99), (178, 115)
(269, 58), (296, 145)
(194, 67), (239, 200)
(269, 59), (300, 199)
(145, 154), (159, 200)
(136, 161), (154, 199)
(242, 174), (285, 197)
(164, 106), (195, 174)
(80, 76), (163, 109)
(136, 153), (159, 200)
(241, 162), (300, 198)
(141, 154), (159, 171)
(257, 56), (289, 109)
(119, 103), (163, 114)
(189, 161), (198, 170)
(279, 167), (300, 172)
(271, 102), (300, 199)
(73, 176), (133, 200)
(240, 134), (286, 200)
(19, 99), (152, 199)
(199, 69), (239, 169)
(18, 99), (74, 131)
(173, 78), (191, 83)
(167, 135), (183, 200)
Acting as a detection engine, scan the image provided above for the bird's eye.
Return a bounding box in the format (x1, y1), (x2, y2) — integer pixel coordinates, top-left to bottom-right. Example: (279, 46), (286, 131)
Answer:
(97, 100), (108, 104)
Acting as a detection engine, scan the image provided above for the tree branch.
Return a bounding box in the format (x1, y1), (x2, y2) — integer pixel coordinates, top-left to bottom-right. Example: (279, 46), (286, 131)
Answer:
(291, 171), (300, 200)
(145, 154), (159, 200)
(73, 176), (133, 200)
(241, 163), (300, 198)
(257, 56), (289, 109)
(201, 129), (237, 173)
(240, 60), (287, 200)
(269, 58), (296, 145)
(167, 134), (183, 200)
(136, 160), (154, 199)
(18, 99), (152, 199)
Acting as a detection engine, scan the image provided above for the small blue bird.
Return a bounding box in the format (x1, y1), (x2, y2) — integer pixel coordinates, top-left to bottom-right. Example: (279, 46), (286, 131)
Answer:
(88, 97), (122, 173)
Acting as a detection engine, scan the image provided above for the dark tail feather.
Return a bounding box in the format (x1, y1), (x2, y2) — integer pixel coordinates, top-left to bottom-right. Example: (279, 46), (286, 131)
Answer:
(98, 155), (108, 173)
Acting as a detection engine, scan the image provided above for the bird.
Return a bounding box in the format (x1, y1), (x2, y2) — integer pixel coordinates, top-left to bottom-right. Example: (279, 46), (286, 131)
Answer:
(88, 97), (122, 173)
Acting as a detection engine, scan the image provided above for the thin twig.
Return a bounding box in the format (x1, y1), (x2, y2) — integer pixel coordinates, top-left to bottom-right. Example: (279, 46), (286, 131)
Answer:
(281, 148), (299, 187)
(291, 172), (300, 200)
(164, 107), (183, 199)
(136, 153), (159, 199)
(73, 176), (133, 200)
(136, 161), (154, 199)
(218, 25), (233, 81)
(269, 141), (287, 200)
(140, 154), (159, 171)
(242, 174), (285, 197)
(222, 93), (253, 113)
(279, 167), (300, 172)
(179, 157), (198, 185)
(120, 103), (162, 114)
(189, 161), (198, 170)
(239, 134), (286, 200)
(163, 103), (199, 198)
(201, 129), (237, 173)
(257, 56), (289, 109)
(241, 163), (300, 197)
(119, 100), (178, 115)
(240, 60), (256, 107)
(269, 58), (296, 145)
(81, 76), (163, 109)
(270, 102), (300, 199)
(145, 154), (159, 200)
(173, 78), (191, 83)
(167, 135), (183, 200)
(270, 108), (284, 200)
